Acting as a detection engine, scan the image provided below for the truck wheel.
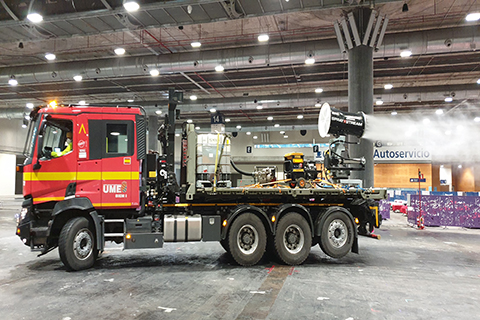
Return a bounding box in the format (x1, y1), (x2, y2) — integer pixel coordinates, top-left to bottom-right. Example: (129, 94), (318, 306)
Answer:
(59, 217), (97, 271)
(228, 213), (266, 266)
(319, 211), (354, 259)
(274, 212), (311, 265)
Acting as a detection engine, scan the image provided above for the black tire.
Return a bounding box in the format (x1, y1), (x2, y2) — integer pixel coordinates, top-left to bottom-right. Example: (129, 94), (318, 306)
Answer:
(274, 212), (311, 265)
(228, 213), (266, 266)
(59, 217), (97, 271)
(319, 211), (355, 259)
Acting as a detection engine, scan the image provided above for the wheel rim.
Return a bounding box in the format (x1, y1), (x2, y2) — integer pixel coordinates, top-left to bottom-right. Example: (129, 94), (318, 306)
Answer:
(327, 219), (347, 248)
(73, 228), (93, 260)
(236, 224), (259, 255)
(283, 224), (304, 254)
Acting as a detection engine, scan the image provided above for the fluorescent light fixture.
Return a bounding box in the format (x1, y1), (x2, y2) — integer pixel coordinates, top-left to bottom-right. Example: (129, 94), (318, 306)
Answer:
(73, 75), (83, 82)
(210, 108), (216, 113)
(315, 103), (321, 107)
(78, 100), (86, 105)
(9, 78), (18, 86)
(195, 126), (200, 130)
(423, 118), (430, 124)
(256, 105), (263, 110)
(190, 95), (197, 100)
(274, 124), (280, 127)
(315, 88), (323, 93)
(236, 125), (241, 129)
(258, 34), (269, 42)
(253, 135), (258, 139)
(391, 111), (397, 115)
(400, 50), (412, 58)
(225, 118), (231, 122)
(305, 58), (315, 65)
(436, 109), (444, 115)
(155, 110), (162, 115)
(375, 99), (384, 105)
(123, 1), (140, 12)
(215, 65), (224, 72)
(150, 69), (159, 76)
(466, 12), (480, 22)
(444, 97), (453, 102)
(45, 53), (56, 61)
(191, 41), (202, 48)
(175, 133), (180, 137)
(267, 116), (273, 121)
(284, 135), (288, 138)
(246, 132), (251, 135)
(26, 103), (34, 109)
(297, 115), (304, 119)
(384, 84), (393, 90)
(474, 117), (480, 122)
(110, 132), (120, 136)
(27, 13), (43, 23)
(127, 99), (134, 102)
(114, 48), (126, 55)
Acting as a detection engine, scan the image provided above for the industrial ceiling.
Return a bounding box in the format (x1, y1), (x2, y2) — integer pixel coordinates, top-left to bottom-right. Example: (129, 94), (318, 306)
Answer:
(0, 0), (479, 133)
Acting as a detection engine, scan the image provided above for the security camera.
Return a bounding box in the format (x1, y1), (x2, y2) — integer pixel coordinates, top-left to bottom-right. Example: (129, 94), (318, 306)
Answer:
(451, 92), (456, 97)
(95, 68), (101, 74)
(18, 42), (23, 49)
(444, 39), (452, 47)
(143, 65), (148, 72)
(178, 26), (184, 30)
(403, 93), (408, 99)
(193, 60), (199, 67)
(254, 99), (258, 103)
(248, 56), (254, 63)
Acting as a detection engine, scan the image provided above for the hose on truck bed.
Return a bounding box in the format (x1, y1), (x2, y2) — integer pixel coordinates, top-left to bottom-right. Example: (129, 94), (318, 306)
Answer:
(230, 159), (255, 177)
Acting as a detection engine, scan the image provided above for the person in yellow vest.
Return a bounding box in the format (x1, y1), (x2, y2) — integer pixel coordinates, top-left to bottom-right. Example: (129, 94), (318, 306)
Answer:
(51, 131), (73, 158)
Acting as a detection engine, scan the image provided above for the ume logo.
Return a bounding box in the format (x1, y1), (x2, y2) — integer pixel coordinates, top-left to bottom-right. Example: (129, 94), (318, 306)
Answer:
(103, 181), (128, 194)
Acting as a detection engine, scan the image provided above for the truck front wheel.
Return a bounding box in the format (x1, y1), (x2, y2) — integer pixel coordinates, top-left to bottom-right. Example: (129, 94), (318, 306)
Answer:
(228, 213), (266, 266)
(59, 217), (97, 271)
(274, 212), (311, 265)
(319, 211), (354, 259)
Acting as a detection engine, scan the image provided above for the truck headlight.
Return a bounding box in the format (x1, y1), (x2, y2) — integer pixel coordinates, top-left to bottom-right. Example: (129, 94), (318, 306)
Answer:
(17, 207), (28, 224)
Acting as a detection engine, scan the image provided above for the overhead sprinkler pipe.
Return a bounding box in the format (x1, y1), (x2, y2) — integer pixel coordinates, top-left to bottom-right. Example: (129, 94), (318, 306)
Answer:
(318, 103), (366, 138)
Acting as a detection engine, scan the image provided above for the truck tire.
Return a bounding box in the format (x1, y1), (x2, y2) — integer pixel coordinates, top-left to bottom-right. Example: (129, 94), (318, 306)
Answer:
(319, 211), (354, 259)
(274, 212), (311, 265)
(228, 213), (266, 266)
(59, 217), (97, 271)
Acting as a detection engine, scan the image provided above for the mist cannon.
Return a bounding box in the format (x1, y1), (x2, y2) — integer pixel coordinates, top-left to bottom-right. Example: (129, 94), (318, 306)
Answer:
(318, 103), (366, 138)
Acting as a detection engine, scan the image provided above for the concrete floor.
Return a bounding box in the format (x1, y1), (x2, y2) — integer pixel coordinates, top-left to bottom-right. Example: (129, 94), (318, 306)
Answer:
(1, 196), (479, 320)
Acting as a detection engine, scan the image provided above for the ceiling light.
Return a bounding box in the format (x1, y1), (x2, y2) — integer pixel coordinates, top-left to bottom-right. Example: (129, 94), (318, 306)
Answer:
(175, 133), (180, 137)
(195, 126), (200, 130)
(384, 84), (393, 90)
(305, 58), (315, 65)
(27, 13), (43, 23)
(114, 48), (126, 55)
(458, 164), (462, 169)
(210, 108), (216, 113)
(474, 117), (480, 122)
(123, 1), (140, 12)
(436, 109), (444, 115)
(477, 78), (480, 84)
(284, 135), (288, 138)
(297, 115), (304, 119)
(246, 132), (251, 135)
(466, 12), (480, 22)
(253, 136), (258, 139)
(274, 124), (280, 127)
(191, 41), (202, 48)
(423, 118), (430, 124)
(155, 110), (162, 115)
(267, 116), (273, 121)
(236, 125), (241, 129)
(315, 88), (323, 93)
(187, 119), (193, 123)
(258, 34), (269, 42)
(45, 53), (56, 61)
(315, 103), (321, 107)
(280, 131), (285, 134)
(110, 132), (120, 136)
(375, 99), (384, 105)
(215, 65), (224, 72)
(26, 103), (34, 109)
(225, 118), (231, 122)
(400, 50), (412, 58)
(78, 100), (86, 105)
(190, 95), (197, 100)
(73, 75), (82, 82)
(127, 99), (134, 102)
(256, 105), (263, 110)
(8, 76), (18, 86)
(444, 97), (453, 102)
(391, 111), (397, 116)
(150, 69), (159, 76)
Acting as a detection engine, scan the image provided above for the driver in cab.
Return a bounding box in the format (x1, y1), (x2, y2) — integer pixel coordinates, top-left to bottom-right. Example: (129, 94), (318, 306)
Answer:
(51, 131), (73, 158)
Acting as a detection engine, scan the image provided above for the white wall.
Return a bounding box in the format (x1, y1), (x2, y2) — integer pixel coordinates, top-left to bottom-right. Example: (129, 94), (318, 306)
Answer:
(0, 119), (29, 154)
(0, 153), (16, 196)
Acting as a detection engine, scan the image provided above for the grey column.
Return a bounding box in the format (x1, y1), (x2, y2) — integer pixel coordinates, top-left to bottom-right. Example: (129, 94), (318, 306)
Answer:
(148, 115), (159, 152)
(348, 8), (374, 187)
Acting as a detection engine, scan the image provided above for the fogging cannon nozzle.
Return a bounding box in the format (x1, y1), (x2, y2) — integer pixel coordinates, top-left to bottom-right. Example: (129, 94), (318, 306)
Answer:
(318, 103), (366, 138)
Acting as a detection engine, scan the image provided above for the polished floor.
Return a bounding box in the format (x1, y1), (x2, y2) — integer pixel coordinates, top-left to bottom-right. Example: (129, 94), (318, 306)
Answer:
(1, 196), (479, 320)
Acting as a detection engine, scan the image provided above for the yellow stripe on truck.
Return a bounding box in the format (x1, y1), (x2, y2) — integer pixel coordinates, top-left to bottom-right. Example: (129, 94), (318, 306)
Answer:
(24, 172), (76, 181)
(24, 172), (140, 181)
(34, 197), (65, 202)
(93, 203), (133, 207)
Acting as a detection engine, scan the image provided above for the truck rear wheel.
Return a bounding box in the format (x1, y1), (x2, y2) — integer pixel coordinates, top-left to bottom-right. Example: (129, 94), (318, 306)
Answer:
(319, 211), (354, 259)
(274, 212), (311, 265)
(228, 213), (266, 266)
(59, 217), (97, 271)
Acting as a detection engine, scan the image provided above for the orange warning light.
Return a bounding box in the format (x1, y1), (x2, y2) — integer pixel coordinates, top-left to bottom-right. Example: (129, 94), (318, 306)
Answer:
(271, 216), (276, 223)
(125, 233), (131, 240)
(222, 220), (227, 227)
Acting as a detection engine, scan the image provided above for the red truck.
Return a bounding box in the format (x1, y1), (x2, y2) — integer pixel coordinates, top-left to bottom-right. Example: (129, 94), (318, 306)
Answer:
(16, 96), (385, 271)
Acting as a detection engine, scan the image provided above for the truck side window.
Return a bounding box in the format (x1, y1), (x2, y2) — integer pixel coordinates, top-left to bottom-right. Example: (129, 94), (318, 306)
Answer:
(40, 120), (73, 159)
(106, 124), (129, 154)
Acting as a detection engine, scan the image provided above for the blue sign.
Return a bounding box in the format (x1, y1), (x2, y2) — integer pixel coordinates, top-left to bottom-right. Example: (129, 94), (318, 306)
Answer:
(410, 178), (426, 183)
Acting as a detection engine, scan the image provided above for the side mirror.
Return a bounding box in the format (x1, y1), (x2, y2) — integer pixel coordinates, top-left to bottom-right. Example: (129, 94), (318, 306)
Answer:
(33, 120), (47, 170)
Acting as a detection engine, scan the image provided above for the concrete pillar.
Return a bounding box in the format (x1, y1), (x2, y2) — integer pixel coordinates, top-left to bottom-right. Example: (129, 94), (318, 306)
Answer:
(148, 115), (158, 152)
(348, 8), (374, 187)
